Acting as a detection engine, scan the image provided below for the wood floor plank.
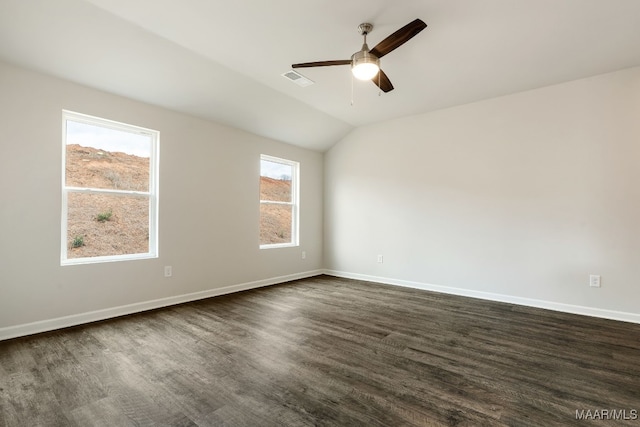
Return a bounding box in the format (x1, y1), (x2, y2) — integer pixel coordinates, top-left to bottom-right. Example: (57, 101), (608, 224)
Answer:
(69, 396), (137, 427)
(1, 274), (640, 426)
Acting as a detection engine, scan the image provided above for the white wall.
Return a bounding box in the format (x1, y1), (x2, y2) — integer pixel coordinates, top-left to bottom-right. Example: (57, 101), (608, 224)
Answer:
(325, 67), (640, 319)
(0, 61), (323, 336)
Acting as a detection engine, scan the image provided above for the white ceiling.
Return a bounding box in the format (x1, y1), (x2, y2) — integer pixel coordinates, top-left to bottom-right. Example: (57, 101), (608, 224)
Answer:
(1, 0), (640, 151)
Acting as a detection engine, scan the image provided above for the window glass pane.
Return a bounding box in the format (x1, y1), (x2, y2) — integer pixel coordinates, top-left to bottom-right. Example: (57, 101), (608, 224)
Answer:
(260, 203), (292, 245)
(67, 192), (149, 259)
(66, 120), (150, 191)
(260, 159), (292, 202)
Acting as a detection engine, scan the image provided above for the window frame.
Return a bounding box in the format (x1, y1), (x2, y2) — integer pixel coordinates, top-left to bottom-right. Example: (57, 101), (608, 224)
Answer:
(61, 110), (159, 265)
(259, 154), (300, 249)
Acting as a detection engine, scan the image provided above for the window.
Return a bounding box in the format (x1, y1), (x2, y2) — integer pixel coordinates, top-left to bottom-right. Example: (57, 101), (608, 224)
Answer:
(61, 111), (159, 265)
(260, 155), (299, 248)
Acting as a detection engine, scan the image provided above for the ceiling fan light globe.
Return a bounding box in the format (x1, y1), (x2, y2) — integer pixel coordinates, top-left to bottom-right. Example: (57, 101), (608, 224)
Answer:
(352, 63), (379, 80)
(351, 50), (380, 80)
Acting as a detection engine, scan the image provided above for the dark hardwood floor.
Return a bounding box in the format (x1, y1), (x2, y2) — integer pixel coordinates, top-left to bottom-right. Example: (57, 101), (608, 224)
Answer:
(1, 275), (639, 426)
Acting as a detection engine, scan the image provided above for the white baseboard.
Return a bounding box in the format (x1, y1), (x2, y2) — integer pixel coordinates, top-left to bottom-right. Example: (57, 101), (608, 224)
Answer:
(324, 270), (640, 325)
(0, 270), (324, 341)
(4, 269), (637, 341)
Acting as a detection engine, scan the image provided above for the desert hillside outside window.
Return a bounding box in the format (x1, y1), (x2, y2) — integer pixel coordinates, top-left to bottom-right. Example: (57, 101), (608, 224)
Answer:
(260, 155), (299, 248)
(61, 111), (159, 265)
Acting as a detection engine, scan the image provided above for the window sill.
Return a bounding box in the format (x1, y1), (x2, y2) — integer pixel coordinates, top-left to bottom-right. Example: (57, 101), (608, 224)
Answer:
(61, 252), (158, 266)
(259, 242), (298, 250)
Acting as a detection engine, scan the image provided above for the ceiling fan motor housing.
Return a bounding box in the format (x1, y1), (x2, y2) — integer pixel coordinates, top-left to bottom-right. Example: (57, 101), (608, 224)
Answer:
(351, 48), (379, 80)
(351, 23), (379, 80)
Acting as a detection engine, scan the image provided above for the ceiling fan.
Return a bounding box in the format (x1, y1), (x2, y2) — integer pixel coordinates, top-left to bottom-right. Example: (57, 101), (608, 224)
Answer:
(292, 19), (427, 93)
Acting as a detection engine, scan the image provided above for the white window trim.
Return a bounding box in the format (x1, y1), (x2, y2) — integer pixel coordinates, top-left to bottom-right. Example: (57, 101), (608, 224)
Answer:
(61, 110), (160, 265)
(260, 154), (299, 249)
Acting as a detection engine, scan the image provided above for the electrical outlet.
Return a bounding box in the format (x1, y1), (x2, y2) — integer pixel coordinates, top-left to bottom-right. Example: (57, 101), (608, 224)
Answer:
(377, 255), (384, 263)
(164, 266), (172, 277)
(301, 251), (306, 259)
(589, 274), (600, 287)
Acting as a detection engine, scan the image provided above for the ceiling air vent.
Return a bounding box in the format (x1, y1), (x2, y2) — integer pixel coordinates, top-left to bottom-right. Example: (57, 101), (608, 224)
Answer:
(281, 70), (314, 87)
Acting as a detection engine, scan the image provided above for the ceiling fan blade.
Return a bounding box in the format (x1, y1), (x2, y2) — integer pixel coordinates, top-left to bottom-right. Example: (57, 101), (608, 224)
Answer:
(292, 60), (351, 68)
(372, 69), (394, 93)
(369, 19), (427, 58)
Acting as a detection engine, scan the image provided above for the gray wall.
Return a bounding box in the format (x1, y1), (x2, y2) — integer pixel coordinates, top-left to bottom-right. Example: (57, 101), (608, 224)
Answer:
(0, 62), (323, 336)
(325, 67), (640, 320)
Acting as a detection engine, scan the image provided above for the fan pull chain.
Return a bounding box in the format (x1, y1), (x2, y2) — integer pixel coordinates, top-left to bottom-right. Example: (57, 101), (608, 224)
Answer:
(378, 71), (381, 96)
(350, 73), (354, 106)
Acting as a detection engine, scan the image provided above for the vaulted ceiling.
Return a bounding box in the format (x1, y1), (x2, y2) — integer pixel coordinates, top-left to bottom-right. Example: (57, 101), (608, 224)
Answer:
(1, 0), (640, 151)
